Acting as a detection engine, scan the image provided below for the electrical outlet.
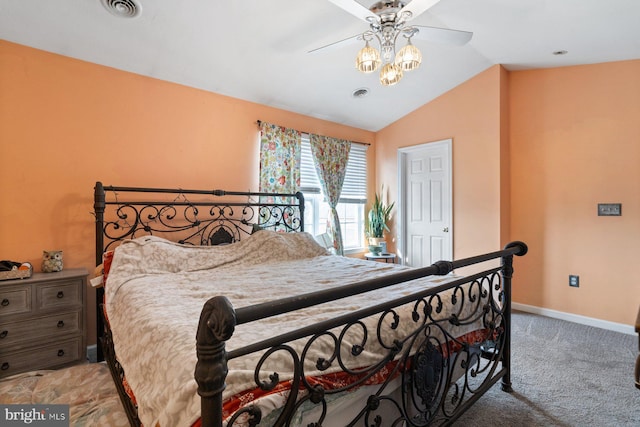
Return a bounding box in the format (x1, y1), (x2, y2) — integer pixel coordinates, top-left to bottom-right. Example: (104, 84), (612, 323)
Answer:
(569, 275), (579, 287)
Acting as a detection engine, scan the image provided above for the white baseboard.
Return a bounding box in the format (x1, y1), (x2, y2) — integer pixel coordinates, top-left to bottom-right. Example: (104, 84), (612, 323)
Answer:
(512, 302), (636, 336)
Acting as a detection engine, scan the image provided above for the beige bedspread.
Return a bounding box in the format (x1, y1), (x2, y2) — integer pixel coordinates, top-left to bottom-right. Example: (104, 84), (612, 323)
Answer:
(105, 231), (480, 426)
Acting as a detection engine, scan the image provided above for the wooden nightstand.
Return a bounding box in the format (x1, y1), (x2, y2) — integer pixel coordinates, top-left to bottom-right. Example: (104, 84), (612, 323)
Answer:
(0, 268), (87, 378)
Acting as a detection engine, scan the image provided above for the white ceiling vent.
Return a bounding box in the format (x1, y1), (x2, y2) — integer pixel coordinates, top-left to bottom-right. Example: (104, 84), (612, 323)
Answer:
(352, 88), (370, 99)
(101, 0), (142, 18)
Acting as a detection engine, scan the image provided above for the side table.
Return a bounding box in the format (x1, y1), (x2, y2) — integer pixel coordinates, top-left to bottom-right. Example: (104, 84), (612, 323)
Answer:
(364, 253), (396, 263)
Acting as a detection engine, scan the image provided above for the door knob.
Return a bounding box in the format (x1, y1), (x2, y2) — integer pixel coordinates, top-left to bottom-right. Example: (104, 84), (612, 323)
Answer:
(443, 227), (449, 232)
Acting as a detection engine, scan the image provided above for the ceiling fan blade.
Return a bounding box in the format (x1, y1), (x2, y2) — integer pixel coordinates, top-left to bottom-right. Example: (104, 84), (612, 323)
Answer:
(328, 0), (380, 23)
(308, 33), (362, 54)
(399, 0), (442, 21)
(410, 25), (473, 46)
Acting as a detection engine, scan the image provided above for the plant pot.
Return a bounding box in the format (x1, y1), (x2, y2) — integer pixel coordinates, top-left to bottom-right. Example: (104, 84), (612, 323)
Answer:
(368, 237), (385, 246)
(368, 244), (383, 255)
(368, 238), (387, 255)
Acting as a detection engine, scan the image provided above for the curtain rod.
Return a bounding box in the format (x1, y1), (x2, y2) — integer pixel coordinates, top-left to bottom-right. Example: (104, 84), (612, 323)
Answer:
(256, 120), (371, 146)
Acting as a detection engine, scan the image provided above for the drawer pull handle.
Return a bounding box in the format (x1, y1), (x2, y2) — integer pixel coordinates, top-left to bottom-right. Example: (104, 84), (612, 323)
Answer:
(1, 299), (8, 307)
(57, 291), (64, 299)
(1, 362), (8, 371)
(57, 320), (65, 328)
(57, 349), (65, 357)
(0, 330), (7, 339)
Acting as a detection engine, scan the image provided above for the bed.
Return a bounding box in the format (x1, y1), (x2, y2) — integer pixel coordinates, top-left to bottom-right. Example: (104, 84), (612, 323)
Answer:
(93, 181), (527, 427)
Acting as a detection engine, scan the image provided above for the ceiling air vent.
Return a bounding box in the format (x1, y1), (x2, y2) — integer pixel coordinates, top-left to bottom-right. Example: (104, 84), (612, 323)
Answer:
(352, 88), (370, 99)
(101, 0), (142, 18)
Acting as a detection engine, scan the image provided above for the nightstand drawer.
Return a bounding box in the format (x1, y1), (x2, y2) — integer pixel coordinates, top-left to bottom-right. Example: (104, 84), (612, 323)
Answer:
(0, 338), (82, 378)
(38, 280), (82, 310)
(0, 286), (31, 317)
(0, 311), (80, 346)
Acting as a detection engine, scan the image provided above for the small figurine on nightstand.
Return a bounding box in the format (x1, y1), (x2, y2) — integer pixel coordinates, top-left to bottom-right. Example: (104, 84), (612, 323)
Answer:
(42, 250), (63, 272)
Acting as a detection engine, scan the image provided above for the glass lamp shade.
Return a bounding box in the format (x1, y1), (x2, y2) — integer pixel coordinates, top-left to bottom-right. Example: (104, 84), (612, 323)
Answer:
(356, 43), (381, 73)
(395, 41), (422, 71)
(379, 62), (403, 86)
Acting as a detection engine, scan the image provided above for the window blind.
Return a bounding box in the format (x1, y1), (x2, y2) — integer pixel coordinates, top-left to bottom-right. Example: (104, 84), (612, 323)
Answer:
(300, 135), (368, 202)
(341, 142), (367, 202)
(300, 136), (321, 194)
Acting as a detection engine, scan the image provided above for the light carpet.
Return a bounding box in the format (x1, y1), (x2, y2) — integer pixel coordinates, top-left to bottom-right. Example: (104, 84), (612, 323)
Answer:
(455, 311), (639, 426)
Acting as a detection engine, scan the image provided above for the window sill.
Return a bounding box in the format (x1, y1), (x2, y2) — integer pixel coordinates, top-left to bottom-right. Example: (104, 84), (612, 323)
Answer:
(344, 248), (366, 257)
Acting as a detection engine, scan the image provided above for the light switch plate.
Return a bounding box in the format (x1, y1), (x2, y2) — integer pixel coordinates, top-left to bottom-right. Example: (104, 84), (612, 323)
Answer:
(597, 203), (621, 216)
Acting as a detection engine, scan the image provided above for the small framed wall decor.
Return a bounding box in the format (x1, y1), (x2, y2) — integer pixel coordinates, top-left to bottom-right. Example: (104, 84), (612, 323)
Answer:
(597, 203), (622, 216)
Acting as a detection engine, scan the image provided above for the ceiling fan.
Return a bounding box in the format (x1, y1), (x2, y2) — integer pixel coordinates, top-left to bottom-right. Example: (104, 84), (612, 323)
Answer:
(312, 0), (473, 86)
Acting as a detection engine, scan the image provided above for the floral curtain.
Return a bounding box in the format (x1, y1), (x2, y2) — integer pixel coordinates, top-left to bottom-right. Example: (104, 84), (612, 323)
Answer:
(258, 122), (302, 229)
(310, 134), (351, 255)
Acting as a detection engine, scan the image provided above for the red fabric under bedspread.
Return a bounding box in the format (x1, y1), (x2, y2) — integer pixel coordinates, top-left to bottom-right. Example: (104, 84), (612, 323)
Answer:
(106, 327), (494, 427)
(189, 327), (494, 427)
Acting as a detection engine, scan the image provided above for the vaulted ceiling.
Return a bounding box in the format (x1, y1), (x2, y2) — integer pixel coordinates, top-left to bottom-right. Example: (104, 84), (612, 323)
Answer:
(2, 0), (639, 131)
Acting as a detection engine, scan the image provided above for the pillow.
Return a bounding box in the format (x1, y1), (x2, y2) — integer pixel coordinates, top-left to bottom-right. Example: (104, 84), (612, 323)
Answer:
(102, 250), (114, 282)
(90, 251), (114, 288)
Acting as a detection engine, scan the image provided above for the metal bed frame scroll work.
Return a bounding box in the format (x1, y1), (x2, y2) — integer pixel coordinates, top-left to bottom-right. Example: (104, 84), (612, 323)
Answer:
(93, 181), (527, 427)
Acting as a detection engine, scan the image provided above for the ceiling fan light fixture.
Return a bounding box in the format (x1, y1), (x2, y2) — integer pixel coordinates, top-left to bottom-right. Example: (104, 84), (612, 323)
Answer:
(323, 0), (472, 87)
(356, 41), (381, 73)
(379, 62), (403, 86)
(395, 39), (422, 71)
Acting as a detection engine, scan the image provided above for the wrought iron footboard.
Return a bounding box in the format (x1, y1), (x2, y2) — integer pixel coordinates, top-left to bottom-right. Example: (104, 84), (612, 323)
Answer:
(196, 242), (527, 426)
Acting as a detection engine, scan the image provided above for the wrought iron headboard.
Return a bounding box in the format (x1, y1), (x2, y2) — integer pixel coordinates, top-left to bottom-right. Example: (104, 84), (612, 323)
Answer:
(93, 181), (305, 266)
(93, 181), (304, 362)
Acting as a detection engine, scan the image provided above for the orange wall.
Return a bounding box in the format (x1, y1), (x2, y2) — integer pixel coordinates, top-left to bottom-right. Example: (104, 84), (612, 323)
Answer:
(509, 60), (640, 325)
(499, 66), (511, 247)
(3, 37), (638, 343)
(0, 41), (375, 344)
(376, 65), (506, 260)
(376, 60), (640, 326)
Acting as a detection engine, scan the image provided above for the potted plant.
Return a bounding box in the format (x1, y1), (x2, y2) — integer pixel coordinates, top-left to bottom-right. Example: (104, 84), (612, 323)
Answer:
(367, 190), (394, 254)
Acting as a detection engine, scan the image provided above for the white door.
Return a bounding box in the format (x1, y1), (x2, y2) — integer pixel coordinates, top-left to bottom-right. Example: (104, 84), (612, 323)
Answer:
(398, 140), (452, 267)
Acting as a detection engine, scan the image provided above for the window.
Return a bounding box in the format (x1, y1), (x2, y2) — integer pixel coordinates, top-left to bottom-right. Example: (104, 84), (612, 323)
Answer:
(300, 135), (368, 252)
